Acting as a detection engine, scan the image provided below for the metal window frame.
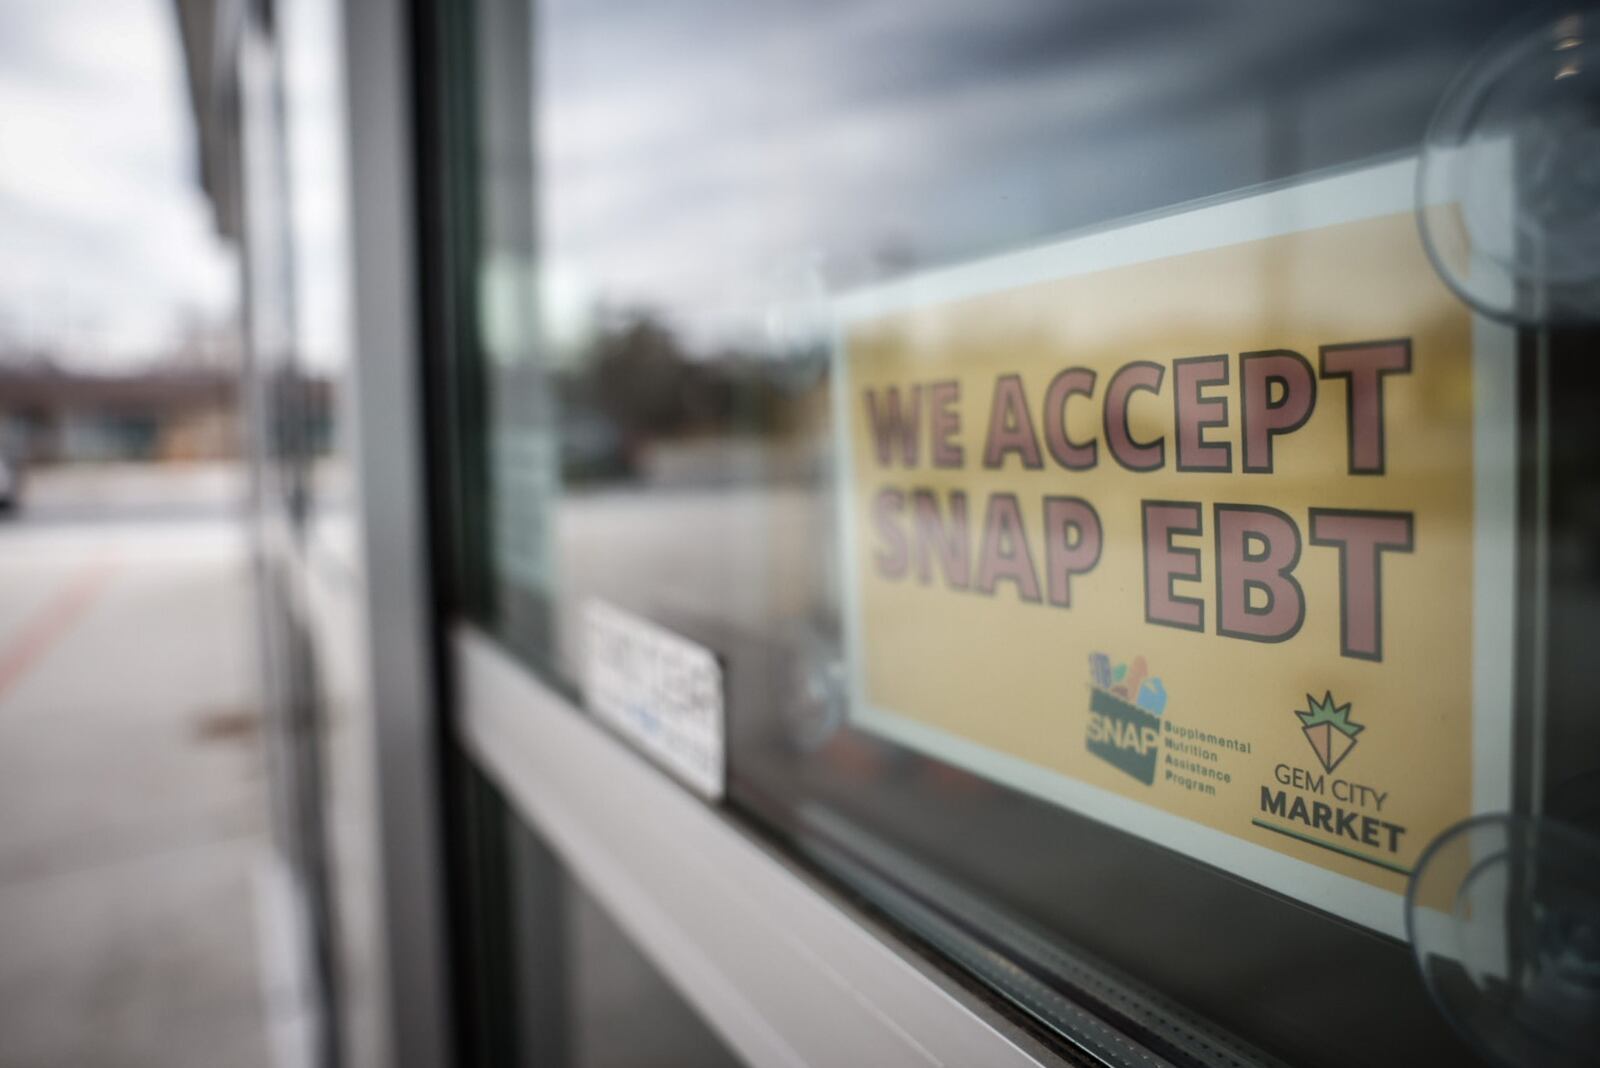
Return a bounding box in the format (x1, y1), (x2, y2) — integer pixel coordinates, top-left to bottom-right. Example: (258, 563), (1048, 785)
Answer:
(343, 0), (453, 1064)
(454, 625), (1066, 1068)
(338, 0), (1139, 1063)
(338, 0), (1066, 1055)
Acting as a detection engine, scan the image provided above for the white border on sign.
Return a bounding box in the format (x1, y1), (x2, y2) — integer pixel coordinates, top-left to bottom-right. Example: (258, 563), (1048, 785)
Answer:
(829, 156), (1516, 939)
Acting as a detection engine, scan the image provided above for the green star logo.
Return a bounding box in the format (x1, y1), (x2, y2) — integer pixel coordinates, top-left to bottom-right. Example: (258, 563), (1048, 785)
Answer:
(1296, 691), (1363, 773)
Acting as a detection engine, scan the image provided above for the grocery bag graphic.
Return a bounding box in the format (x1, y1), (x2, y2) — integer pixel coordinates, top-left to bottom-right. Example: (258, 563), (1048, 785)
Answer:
(1085, 653), (1165, 785)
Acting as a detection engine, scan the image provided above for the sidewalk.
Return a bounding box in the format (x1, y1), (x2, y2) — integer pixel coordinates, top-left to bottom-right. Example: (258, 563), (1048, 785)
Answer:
(0, 507), (272, 1067)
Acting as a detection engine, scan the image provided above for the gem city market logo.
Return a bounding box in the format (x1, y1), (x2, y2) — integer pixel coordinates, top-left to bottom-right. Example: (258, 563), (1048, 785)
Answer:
(1296, 690), (1363, 773)
(1254, 690), (1410, 875)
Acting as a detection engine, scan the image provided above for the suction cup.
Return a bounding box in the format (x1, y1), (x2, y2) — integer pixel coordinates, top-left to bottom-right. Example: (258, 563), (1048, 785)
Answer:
(1418, 10), (1600, 325)
(1407, 814), (1600, 1066)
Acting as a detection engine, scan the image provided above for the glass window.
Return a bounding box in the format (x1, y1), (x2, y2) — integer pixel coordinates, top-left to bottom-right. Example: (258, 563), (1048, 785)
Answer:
(451, 2), (1598, 1065)
(503, 814), (748, 1068)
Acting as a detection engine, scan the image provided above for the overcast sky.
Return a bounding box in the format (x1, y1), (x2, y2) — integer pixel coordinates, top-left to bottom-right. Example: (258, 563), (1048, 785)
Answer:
(532, 0), (1503, 361)
(0, 0), (234, 365)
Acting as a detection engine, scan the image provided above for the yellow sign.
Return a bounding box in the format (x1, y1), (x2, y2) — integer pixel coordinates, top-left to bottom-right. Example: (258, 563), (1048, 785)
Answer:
(833, 160), (1515, 935)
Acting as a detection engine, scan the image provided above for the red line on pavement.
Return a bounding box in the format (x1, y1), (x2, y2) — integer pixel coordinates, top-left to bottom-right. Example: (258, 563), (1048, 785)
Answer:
(0, 560), (120, 703)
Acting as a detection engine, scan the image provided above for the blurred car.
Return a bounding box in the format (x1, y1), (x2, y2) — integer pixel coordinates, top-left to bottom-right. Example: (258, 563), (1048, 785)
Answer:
(0, 456), (21, 512)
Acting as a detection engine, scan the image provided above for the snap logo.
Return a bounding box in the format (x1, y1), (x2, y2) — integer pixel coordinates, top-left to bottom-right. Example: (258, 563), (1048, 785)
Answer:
(1084, 652), (1167, 785)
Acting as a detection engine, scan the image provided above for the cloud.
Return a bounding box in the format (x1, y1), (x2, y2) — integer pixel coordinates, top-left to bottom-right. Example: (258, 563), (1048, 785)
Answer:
(0, 0), (235, 364)
(530, 0), (1506, 357)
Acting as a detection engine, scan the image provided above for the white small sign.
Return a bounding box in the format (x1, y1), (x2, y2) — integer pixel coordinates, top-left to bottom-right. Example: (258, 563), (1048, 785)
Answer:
(583, 599), (725, 800)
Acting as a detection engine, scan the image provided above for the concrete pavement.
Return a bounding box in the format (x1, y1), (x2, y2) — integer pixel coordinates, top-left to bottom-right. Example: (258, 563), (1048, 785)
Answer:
(0, 489), (274, 1066)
